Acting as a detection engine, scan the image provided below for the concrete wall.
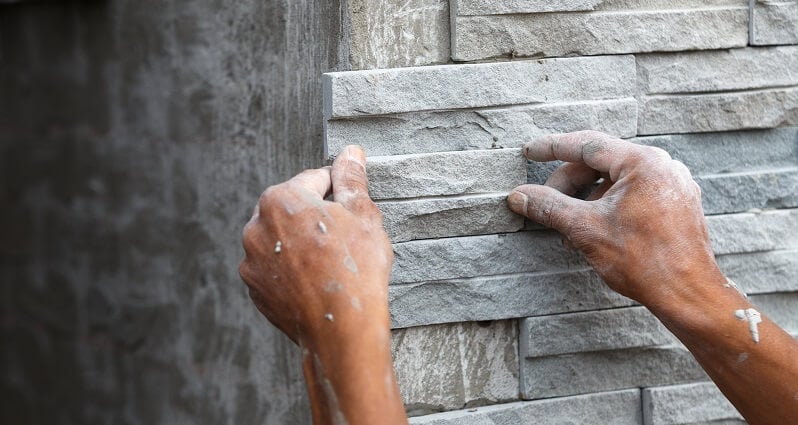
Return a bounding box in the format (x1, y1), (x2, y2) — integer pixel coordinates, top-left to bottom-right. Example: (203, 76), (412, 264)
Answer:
(1, 1), (346, 423)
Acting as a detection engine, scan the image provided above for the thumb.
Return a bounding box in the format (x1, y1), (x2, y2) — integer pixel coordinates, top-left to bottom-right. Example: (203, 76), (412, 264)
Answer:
(507, 184), (589, 236)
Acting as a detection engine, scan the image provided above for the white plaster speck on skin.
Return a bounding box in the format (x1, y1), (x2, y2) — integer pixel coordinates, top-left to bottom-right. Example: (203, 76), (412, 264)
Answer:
(737, 352), (749, 363)
(343, 255), (359, 274)
(274, 240), (282, 253)
(350, 297), (362, 311)
(324, 281), (343, 293)
(319, 221), (327, 234)
(324, 313), (334, 322)
(734, 308), (762, 343)
(723, 277), (748, 298)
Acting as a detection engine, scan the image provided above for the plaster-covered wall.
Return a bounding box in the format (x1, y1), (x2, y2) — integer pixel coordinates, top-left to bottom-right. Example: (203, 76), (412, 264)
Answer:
(1, 1), (345, 423)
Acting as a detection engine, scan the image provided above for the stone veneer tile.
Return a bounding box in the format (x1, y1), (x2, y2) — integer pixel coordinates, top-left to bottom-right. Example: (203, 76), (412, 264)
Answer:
(751, 0), (798, 46)
(642, 382), (743, 425)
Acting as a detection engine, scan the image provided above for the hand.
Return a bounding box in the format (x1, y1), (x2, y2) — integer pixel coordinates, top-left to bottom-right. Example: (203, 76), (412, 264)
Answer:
(239, 145), (393, 345)
(507, 131), (721, 309)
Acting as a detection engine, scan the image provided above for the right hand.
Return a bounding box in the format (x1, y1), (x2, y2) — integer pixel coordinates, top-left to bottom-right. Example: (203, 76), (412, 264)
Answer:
(507, 131), (724, 309)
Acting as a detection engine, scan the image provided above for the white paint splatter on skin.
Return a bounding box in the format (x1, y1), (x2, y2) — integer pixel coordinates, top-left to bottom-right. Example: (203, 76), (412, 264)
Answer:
(318, 221), (327, 234)
(324, 313), (334, 322)
(737, 352), (749, 363)
(723, 278), (748, 298)
(350, 297), (362, 311)
(274, 240), (282, 253)
(343, 255), (359, 274)
(735, 308), (762, 343)
(324, 281), (343, 293)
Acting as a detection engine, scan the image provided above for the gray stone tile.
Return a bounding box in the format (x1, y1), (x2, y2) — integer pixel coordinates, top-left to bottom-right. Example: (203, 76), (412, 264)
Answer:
(751, 0), (798, 46)
(642, 382), (743, 425)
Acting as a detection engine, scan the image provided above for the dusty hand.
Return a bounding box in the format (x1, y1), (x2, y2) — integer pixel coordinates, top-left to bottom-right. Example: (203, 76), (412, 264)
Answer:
(239, 145), (393, 345)
(508, 131), (720, 308)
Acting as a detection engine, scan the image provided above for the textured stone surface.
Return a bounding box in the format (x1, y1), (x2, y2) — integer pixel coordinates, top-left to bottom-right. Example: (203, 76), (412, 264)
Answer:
(454, 0), (744, 15)
(520, 345), (708, 399)
(718, 249), (798, 294)
(390, 231), (587, 285)
(389, 249), (798, 328)
(378, 194), (524, 242)
(520, 306), (674, 358)
(323, 55), (636, 119)
(367, 149), (526, 200)
(389, 209), (798, 284)
(638, 87), (798, 135)
(452, 8), (747, 61)
(348, 0), (450, 70)
(749, 292), (798, 334)
(327, 99), (638, 156)
(642, 382), (743, 425)
(408, 389), (642, 425)
(389, 269), (634, 328)
(391, 320), (519, 416)
(696, 168), (798, 215)
(634, 128), (798, 175)
(707, 209), (798, 255)
(636, 46), (798, 94)
(0, 1), (348, 423)
(751, 0), (798, 46)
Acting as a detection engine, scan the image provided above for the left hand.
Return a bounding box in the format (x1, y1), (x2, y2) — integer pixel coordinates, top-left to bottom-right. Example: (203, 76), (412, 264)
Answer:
(239, 145), (394, 346)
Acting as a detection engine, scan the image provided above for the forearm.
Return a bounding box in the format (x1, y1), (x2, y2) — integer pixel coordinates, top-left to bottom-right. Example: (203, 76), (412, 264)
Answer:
(647, 268), (798, 424)
(300, 309), (408, 425)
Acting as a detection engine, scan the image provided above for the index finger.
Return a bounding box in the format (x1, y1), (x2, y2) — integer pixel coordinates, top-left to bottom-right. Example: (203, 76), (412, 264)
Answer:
(524, 131), (644, 181)
(332, 145), (382, 221)
(284, 166), (333, 199)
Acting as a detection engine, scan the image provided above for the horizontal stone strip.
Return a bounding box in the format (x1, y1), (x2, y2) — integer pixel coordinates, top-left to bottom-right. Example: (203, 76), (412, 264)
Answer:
(751, 0), (798, 46)
(636, 46), (798, 94)
(633, 127), (798, 176)
(378, 193), (524, 243)
(454, 0), (744, 15)
(327, 98), (637, 157)
(390, 209), (798, 284)
(642, 382), (742, 425)
(367, 149), (526, 200)
(452, 8), (747, 61)
(520, 306), (674, 358)
(408, 389), (641, 425)
(638, 86), (798, 135)
(697, 167), (798, 215)
(717, 249), (798, 295)
(391, 320), (519, 417)
(520, 344), (708, 399)
(322, 55), (635, 119)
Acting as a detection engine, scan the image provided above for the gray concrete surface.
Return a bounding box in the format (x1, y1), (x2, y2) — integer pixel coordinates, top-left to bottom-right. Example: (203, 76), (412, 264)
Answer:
(0, 1), (346, 423)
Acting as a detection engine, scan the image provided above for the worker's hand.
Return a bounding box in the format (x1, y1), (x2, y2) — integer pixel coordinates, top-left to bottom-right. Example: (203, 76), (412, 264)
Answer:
(508, 131), (720, 309)
(239, 145), (393, 345)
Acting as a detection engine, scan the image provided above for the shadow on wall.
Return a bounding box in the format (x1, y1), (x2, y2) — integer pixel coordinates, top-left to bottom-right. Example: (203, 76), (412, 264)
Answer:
(0, 1), (344, 423)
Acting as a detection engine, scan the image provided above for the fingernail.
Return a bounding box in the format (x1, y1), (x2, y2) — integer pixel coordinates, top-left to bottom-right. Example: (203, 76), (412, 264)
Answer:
(507, 191), (528, 213)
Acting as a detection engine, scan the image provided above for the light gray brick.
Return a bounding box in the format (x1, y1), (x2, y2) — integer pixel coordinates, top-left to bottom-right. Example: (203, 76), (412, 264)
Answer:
(378, 194), (524, 243)
(749, 292), (798, 334)
(327, 99), (637, 157)
(322, 55), (636, 119)
(707, 209), (798, 255)
(389, 209), (798, 284)
(642, 382), (743, 425)
(636, 46), (798, 94)
(638, 87), (798, 135)
(520, 345), (708, 399)
(389, 269), (634, 328)
(454, 0), (744, 15)
(451, 8), (747, 61)
(367, 149), (526, 200)
(751, 0), (798, 46)
(696, 168), (798, 215)
(520, 306), (675, 358)
(390, 231), (587, 285)
(633, 128), (798, 175)
(389, 250), (798, 328)
(348, 0), (450, 70)
(718, 250), (798, 294)
(408, 389), (641, 425)
(391, 320), (519, 417)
